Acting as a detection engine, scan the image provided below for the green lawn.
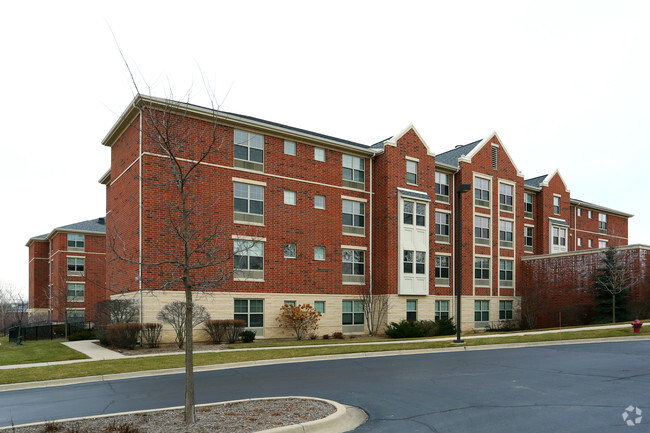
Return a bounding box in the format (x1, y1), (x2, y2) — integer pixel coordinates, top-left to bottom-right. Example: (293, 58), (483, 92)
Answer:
(0, 337), (89, 366)
(0, 326), (647, 385)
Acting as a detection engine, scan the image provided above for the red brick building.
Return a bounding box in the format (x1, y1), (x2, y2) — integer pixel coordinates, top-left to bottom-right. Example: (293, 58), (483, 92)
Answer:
(26, 218), (107, 322)
(94, 95), (640, 339)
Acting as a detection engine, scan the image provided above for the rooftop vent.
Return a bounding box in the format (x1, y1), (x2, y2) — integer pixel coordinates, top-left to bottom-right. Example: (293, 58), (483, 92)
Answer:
(98, 217), (106, 225)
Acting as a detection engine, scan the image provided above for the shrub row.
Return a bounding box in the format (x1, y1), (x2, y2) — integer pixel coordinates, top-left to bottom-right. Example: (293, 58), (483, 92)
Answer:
(203, 319), (248, 344)
(384, 318), (457, 339)
(104, 323), (163, 349)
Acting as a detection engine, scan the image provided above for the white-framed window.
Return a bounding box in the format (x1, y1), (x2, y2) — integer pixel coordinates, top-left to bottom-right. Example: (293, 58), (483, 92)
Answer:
(284, 190), (296, 205)
(284, 140), (296, 156)
(499, 183), (513, 212)
(475, 215), (490, 245)
(314, 147), (326, 162)
(599, 213), (608, 232)
(577, 208), (582, 217)
(578, 237), (583, 247)
(435, 300), (449, 320)
(404, 201), (426, 226)
(342, 249), (365, 282)
(342, 154), (365, 188)
(475, 177), (490, 206)
(342, 199), (365, 235)
(234, 182), (264, 224)
(234, 299), (264, 328)
(524, 226), (533, 252)
(553, 195), (561, 214)
(314, 195), (325, 209)
(435, 172), (450, 202)
(588, 210), (592, 219)
(67, 257), (85, 276)
(284, 300), (296, 307)
(67, 282), (84, 302)
(475, 257), (490, 286)
(284, 243), (296, 259)
(599, 240), (608, 248)
(406, 160), (418, 185)
(406, 299), (417, 322)
(403, 250), (426, 274)
(524, 193), (533, 217)
(234, 240), (264, 280)
(342, 300), (364, 326)
(314, 246), (325, 261)
(435, 212), (450, 242)
(499, 220), (513, 248)
(499, 259), (514, 287)
(67, 234), (85, 251)
(551, 226), (567, 253)
(435, 255), (450, 285)
(499, 300), (513, 320)
(588, 239), (593, 248)
(475, 300), (489, 324)
(314, 301), (325, 314)
(234, 129), (264, 170)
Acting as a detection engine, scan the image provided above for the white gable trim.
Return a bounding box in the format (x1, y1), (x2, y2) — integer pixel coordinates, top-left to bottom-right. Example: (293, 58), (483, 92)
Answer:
(461, 131), (524, 177)
(385, 124), (435, 157)
(540, 169), (570, 193)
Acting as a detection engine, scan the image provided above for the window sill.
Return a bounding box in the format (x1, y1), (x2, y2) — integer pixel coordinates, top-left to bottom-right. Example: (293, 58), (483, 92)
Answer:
(233, 278), (265, 282)
(234, 220), (265, 227)
(342, 281), (366, 285)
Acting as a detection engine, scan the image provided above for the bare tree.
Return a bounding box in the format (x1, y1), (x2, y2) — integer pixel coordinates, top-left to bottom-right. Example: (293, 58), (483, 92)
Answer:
(358, 290), (390, 336)
(591, 246), (635, 323)
(0, 281), (27, 336)
(157, 301), (210, 348)
(520, 286), (546, 330)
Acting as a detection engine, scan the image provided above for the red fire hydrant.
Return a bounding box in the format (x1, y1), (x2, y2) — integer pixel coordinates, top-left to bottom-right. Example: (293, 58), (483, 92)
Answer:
(632, 319), (643, 334)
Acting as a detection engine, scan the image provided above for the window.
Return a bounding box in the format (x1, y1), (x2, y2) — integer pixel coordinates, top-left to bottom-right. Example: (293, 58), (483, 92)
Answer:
(314, 147), (326, 162)
(406, 160), (418, 184)
(499, 184), (513, 212)
(66, 309), (85, 323)
(524, 226), (533, 252)
(499, 300), (513, 320)
(284, 300), (296, 307)
(435, 172), (450, 202)
(588, 210), (592, 219)
(553, 196), (561, 214)
(284, 190), (296, 205)
(342, 154), (365, 189)
(404, 201), (426, 226)
(491, 146), (498, 170)
(233, 240), (264, 280)
(314, 246), (325, 261)
(435, 300), (449, 319)
(475, 257), (490, 286)
(435, 255), (450, 285)
(588, 239), (593, 248)
(599, 214), (608, 232)
(67, 234), (85, 251)
(577, 237), (583, 247)
(234, 129), (264, 171)
(524, 193), (533, 218)
(342, 200), (365, 235)
(599, 240), (608, 248)
(314, 195), (325, 209)
(234, 299), (264, 328)
(342, 300), (364, 326)
(577, 208), (582, 217)
(404, 250), (425, 274)
(284, 243), (296, 259)
(551, 226), (567, 253)
(284, 140), (296, 156)
(314, 301), (325, 314)
(475, 215), (490, 245)
(342, 249), (365, 284)
(475, 300), (489, 324)
(406, 300), (417, 322)
(499, 259), (513, 287)
(234, 182), (264, 224)
(67, 257), (84, 276)
(475, 178), (490, 206)
(435, 212), (450, 242)
(499, 220), (513, 248)
(67, 283), (84, 302)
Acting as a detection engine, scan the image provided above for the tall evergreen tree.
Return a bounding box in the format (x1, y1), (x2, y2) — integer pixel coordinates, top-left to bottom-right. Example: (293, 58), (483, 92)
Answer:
(591, 246), (631, 323)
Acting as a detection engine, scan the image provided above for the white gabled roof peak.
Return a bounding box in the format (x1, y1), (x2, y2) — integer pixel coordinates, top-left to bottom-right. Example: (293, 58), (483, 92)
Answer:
(385, 124), (434, 157)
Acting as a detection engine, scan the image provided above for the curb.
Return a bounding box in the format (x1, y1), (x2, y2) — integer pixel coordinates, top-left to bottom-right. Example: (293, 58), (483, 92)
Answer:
(1, 335), (649, 393)
(0, 397), (367, 433)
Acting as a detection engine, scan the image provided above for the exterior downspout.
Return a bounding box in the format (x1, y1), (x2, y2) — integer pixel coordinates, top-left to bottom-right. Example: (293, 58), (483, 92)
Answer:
(368, 155), (374, 334)
(138, 107), (143, 327)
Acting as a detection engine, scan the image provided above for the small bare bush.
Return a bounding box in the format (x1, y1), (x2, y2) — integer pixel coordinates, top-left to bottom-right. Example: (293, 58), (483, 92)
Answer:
(276, 304), (322, 340)
(106, 323), (141, 349)
(141, 323), (163, 348)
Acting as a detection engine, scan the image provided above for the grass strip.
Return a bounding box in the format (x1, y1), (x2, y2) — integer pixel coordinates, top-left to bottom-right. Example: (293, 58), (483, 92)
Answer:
(1, 327), (647, 385)
(0, 337), (88, 366)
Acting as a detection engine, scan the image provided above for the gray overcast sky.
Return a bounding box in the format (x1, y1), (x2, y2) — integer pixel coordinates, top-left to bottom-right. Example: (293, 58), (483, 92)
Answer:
(1, 1), (648, 298)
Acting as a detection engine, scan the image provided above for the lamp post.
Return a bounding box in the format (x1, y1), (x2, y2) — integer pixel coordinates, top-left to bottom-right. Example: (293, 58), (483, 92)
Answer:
(454, 183), (472, 344)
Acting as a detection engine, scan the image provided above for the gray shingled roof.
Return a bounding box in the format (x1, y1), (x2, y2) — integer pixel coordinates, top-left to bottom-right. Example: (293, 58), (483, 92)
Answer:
(30, 218), (106, 241)
(397, 187), (431, 201)
(524, 175), (547, 188)
(435, 140), (482, 168)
